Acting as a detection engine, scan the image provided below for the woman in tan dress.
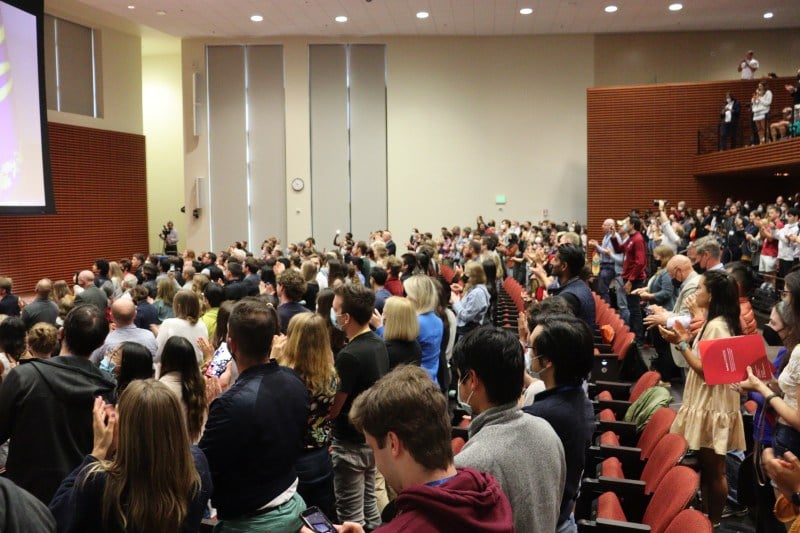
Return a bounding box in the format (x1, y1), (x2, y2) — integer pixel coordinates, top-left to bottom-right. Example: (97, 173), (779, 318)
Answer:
(659, 270), (745, 527)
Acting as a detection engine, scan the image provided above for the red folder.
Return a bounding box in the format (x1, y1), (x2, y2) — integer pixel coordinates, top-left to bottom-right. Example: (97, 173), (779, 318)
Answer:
(698, 334), (771, 385)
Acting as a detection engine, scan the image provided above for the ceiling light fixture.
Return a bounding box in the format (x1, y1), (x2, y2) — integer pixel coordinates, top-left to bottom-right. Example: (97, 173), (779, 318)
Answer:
(250, 14), (263, 22)
(156, 10), (166, 15)
(127, 5), (135, 9)
(335, 15), (348, 23)
(763, 12), (774, 19)
(604, 5), (618, 13)
(416, 11), (429, 19)
(668, 3), (683, 11)
(519, 8), (533, 15)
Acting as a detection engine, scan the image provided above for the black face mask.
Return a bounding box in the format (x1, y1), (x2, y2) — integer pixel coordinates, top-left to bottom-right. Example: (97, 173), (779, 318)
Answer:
(692, 263), (706, 275)
(671, 276), (682, 289)
(763, 326), (783, 347)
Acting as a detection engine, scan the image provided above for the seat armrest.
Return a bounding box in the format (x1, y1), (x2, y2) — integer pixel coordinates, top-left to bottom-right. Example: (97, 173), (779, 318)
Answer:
(577, 518), (652, 532)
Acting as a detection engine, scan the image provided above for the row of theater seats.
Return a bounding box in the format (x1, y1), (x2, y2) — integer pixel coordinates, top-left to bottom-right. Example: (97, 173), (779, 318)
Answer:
(493, 277), (712, 531)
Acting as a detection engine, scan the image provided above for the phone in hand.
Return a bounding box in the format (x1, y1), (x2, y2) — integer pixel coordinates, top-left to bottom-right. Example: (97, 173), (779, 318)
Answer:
(300, 506), (337, 533)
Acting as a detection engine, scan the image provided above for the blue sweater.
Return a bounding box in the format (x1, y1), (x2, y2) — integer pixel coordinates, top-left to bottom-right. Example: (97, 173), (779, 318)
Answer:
(417, 312), (444, 383)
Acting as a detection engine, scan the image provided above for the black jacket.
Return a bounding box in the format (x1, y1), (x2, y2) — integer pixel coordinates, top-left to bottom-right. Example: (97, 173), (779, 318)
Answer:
(199, 361), (308, 519)
(0, 356), (115, 503)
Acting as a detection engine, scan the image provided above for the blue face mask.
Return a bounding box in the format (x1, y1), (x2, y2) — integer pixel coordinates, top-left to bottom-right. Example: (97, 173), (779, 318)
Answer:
(99, 357), (116, 373)
(330, 308), (343, 331)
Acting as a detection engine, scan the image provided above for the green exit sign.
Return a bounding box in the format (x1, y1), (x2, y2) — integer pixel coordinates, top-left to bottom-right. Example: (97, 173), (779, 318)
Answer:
(495, 195), (506, 205)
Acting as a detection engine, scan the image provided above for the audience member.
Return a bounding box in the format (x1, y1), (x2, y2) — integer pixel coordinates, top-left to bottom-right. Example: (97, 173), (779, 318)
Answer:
(21, 279), (59, 328)
(450, 263), (491, 339)
(719, 91), (741, 150)
(369, 266), (391, 314)
(90, 298), (158, 365)
(106, 342), (154, 399)
(158, 336), (208, 444)
(328, 284), (390, 529)
(452, 326), (566, 532)
(277, 269), (311, 333)
(738, 49), (758, 80)
(280, 312), (339, 520)
(378, 296), (422, 369)
(545, 243), (596, 327)
(0, 305), (115, 502)
(309, 365), (514, 532)
(49, 380), (212, 532)
(751, 81), (773, 145)
(155, 290), (208, 365)
(660, 270), (745, 526)
(403, 275), (444, 383)
(153, 277), (177, 323)
(202, 301), (234, 382)
(0, 317), (25, 380)
(612, 215), (647, 342)
(131, 285), (159, 331)
(524, 315), (594, 532)
(73, 271), (108, 314)
(199, 298), (309, 531)
(200, 282), (224, 340)
(23, 322), (59, 359)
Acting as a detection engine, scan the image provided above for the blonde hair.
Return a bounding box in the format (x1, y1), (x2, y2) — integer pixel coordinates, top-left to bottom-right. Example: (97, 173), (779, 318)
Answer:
(653, 245), (675, 268)
(156, 278), (177, 306)
(403, 275), (438, 314)
(371, 241), (388, 260)
(86, 380), (200, 531)
(26, 323), (59, 357)
(173, 290), (201, 325)
(109, 261), (124, 280)
(382, 297), (419, 342)
(282, 313), (338, 397)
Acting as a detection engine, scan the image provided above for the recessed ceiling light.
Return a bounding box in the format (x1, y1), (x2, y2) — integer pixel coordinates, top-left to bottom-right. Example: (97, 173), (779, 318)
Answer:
(668, 3), (683, 11)
(416, 11), (429, 19)
(763, 11), (774, 19)
(604, 5), (618, 13)
(127, 5), (135, 9)
(519, 7), (533, 15)
(156, 10), (166, 15)
(250, 14), (263, 22)
(335, 15), (348, 23)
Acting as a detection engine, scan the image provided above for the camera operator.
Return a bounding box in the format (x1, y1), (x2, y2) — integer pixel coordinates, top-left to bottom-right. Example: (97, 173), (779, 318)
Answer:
(158, 221), (179, 256)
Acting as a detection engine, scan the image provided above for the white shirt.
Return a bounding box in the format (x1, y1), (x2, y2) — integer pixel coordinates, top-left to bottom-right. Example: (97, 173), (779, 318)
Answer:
(740, 58), (758, 80)
(155, 317), (208, 364)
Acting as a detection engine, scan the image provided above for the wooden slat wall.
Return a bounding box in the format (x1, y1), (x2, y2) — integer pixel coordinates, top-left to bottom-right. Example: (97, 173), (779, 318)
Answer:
(587, 77), (795, 243)
(0, 123), (148, 293)
(693, 137), (800, 177)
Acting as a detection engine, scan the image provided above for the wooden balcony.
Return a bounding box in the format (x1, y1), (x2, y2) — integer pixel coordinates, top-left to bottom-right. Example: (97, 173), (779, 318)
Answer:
(693, 137), (800, 179)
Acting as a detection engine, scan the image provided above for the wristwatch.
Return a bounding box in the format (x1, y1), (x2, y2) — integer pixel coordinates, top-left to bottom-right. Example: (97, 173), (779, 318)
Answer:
(678, 341), (689, 352)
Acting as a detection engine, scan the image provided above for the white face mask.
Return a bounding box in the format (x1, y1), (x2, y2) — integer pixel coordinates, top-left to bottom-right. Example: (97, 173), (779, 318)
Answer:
(726, 98), (731, 103)
(457, 375), (474, 415)
(534, 237), (542, 244)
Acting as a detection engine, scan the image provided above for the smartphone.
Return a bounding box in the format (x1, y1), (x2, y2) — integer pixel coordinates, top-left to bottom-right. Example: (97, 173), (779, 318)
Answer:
(300, 506), (336, 533)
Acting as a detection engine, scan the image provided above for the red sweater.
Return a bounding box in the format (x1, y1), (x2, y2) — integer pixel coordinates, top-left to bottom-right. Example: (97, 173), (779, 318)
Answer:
(377, 467), (514, 532)
(611, 231), (647, 281)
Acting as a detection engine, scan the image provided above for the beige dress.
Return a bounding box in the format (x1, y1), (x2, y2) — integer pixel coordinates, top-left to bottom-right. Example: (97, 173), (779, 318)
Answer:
(670, 316), (746, 455)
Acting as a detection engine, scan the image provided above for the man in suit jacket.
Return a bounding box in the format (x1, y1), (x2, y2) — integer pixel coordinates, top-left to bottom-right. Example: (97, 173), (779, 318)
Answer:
(643, 255), (700, 380)
(73, 271), (109, 314)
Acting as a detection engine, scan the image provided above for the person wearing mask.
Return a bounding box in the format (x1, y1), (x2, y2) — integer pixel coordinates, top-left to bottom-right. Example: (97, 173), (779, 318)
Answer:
(452, 327), (566, 532)
(719, 91), (741, 150)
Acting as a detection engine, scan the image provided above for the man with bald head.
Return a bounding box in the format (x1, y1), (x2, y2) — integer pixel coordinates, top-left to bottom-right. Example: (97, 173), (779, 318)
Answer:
(643, 255), (700, 382)
(73, 270), (108, 313)
(21, 279), (59, 329)
(382, 230), (396, 256)
(588, 219), (625, 308)
(90, 297), (157, 365)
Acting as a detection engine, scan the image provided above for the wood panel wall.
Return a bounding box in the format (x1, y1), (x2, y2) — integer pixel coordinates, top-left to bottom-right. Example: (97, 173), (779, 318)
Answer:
(587, 77), (796, 243)
(0, 122), (148, 294)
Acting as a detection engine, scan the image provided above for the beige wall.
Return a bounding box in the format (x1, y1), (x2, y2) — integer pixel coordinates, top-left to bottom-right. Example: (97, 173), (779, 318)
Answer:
(143, 52), (184, 253)
(181, 35), (594, 251)
(45, 1), (143, 135)
(595, 29), (800, 86)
